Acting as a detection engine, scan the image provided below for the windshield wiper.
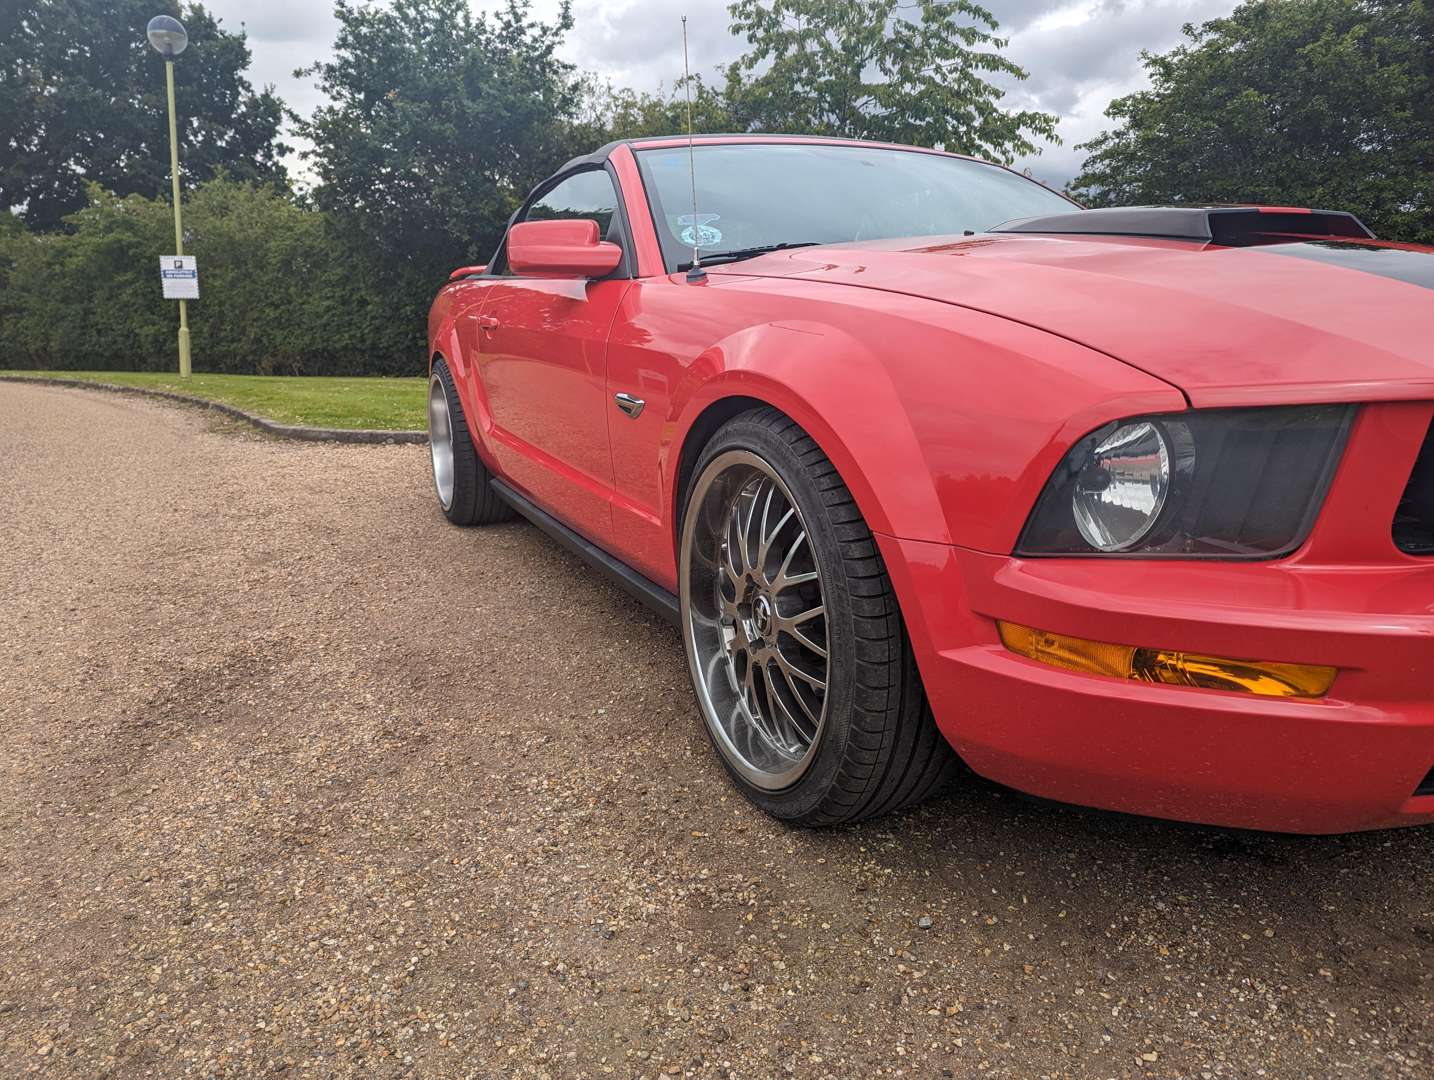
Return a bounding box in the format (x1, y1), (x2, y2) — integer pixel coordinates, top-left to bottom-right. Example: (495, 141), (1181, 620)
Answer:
(678, 242), (822, 271)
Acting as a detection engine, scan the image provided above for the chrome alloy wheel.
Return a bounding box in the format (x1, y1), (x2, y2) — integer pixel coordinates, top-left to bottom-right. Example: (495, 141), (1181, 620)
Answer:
(681, 450), (830, 791)
(428, 373), (455, 511)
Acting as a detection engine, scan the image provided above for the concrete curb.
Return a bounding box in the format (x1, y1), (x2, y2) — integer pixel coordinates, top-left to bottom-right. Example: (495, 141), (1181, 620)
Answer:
(0, 375), (427, 445)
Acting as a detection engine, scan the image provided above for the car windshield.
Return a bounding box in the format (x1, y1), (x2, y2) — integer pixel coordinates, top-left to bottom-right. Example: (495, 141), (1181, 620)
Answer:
(635, 141), (1075, 270)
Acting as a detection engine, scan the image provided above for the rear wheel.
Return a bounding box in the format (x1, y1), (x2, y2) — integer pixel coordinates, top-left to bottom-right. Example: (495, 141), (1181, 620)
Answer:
(679, 407), (958, 825)
(428, 358), (511, 526)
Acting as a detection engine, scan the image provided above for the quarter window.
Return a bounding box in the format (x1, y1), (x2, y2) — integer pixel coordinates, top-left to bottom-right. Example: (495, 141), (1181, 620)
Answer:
(525, 169), (622, 239)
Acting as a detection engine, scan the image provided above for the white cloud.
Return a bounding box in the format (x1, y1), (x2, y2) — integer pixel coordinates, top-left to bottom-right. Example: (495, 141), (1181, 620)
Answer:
(996, 0), (1240, 186)
(208, 0), (338, 116)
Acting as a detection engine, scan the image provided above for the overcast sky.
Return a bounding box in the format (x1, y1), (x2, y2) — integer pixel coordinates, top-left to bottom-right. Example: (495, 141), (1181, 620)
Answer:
(206, 0), (1241, 189)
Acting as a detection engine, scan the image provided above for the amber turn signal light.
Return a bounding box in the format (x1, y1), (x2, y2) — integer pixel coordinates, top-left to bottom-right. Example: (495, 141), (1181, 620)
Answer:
(996, 622), (1337, 698)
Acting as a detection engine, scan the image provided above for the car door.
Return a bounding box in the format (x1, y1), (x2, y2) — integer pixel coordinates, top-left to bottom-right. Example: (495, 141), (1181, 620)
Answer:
(476, 167), (634, 548)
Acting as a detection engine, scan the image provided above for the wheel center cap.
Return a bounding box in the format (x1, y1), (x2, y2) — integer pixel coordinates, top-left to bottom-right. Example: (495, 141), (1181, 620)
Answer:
(752, 594), (774, 640)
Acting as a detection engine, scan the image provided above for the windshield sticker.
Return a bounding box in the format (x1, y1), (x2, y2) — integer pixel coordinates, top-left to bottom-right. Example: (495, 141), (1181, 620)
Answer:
(677, 212), (722, 248)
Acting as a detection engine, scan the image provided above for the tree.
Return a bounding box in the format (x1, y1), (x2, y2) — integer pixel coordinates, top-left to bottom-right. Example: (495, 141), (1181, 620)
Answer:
(0, 0), (288, 231)
(1073, 0), (1434, 244)
(295, 0), (582, 282)
(0, 179), (422, 375)
(294, 0), (590, 368)
(573, 75), (735, 145)
(722, 0), (1058, 163)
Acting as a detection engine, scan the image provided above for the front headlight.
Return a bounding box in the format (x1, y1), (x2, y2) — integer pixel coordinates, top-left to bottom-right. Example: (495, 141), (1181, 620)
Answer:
(1018, 405), (1353, 558)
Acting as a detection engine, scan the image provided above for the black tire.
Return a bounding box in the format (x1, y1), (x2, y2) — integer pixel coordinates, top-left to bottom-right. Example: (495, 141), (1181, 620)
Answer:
(679, 407), (959, 826)
(428, 358), (512, 526)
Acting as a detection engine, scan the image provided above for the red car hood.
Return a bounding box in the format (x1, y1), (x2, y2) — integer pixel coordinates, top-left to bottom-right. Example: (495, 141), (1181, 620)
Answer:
(715, 233), (1434, 407)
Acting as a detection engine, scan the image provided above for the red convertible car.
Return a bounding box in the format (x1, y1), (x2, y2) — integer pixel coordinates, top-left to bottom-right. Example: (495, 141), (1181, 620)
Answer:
(426, 134), (1434, 834)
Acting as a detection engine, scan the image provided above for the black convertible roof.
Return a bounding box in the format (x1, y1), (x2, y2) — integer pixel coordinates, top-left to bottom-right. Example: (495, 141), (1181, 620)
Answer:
(554, 139), (630, 174)
(992, 205), (1375, 244)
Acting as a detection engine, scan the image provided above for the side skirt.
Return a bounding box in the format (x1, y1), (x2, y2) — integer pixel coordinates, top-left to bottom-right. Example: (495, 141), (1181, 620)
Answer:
(489, 478), (680, 625)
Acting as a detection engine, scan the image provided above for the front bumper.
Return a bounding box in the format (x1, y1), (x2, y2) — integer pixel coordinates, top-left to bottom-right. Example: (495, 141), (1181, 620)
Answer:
(880, 536), (1434, 834)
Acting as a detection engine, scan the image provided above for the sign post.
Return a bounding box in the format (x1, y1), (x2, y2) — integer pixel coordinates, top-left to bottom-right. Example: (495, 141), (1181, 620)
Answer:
(164, 56), (191, 378)
(148, 15), (193, 378)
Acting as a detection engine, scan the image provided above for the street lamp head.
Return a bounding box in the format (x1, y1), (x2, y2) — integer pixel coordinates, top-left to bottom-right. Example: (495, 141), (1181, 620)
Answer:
(146, 15), (188, 58)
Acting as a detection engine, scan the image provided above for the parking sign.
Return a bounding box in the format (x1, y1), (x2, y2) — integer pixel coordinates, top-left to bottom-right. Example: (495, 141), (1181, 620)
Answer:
(159, 255), (199, 299)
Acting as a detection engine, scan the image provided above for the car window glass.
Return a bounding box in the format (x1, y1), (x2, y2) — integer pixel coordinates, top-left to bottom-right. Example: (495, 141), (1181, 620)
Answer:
(525, 169), (622, 239)
(635, 143), (1075, 269)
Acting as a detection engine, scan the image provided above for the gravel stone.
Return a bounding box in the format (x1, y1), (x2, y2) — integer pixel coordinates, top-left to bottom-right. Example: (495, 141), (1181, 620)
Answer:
(1, 383), (1432, 1078)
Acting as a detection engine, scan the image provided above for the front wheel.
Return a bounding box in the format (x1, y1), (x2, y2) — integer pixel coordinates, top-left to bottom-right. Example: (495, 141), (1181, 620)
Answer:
(679, 408), (958, 826)
(428, 358), (512, 526)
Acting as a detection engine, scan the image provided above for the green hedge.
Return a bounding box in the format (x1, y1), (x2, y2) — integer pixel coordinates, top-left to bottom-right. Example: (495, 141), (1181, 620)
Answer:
(0, 180), (434, 376)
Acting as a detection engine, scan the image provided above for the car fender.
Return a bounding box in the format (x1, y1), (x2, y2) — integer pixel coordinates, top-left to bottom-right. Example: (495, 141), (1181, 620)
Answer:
(665, 319), (939, 544)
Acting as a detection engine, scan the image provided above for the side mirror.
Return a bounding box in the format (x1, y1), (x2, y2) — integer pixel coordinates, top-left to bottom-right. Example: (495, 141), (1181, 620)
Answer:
(449, 264), (487, 280)
(507, 219), (622, 279)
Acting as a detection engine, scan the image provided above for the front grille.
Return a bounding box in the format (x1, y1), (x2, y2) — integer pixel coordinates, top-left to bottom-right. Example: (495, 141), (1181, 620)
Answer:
(1393, 420), (1434, 555)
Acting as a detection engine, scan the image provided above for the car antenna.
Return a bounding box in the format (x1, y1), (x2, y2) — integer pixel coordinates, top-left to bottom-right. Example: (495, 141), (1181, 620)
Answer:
(681, 15), (706, 283)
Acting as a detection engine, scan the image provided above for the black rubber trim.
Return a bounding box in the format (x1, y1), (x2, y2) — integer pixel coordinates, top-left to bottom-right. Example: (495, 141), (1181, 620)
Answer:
(489, 477), (679, 624)
(1415, 767), (1434, 798)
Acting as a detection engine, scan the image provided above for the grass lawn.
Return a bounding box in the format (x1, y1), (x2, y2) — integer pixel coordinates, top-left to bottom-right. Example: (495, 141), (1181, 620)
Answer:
(0, 370), (427, 430)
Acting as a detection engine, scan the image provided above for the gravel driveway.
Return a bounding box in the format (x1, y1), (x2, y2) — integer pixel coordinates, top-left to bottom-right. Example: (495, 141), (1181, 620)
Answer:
(1, 382), (1431, 1079)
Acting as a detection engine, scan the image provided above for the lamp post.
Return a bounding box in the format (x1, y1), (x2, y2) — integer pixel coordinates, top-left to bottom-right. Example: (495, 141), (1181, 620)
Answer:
(147, 14), (191, 378)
